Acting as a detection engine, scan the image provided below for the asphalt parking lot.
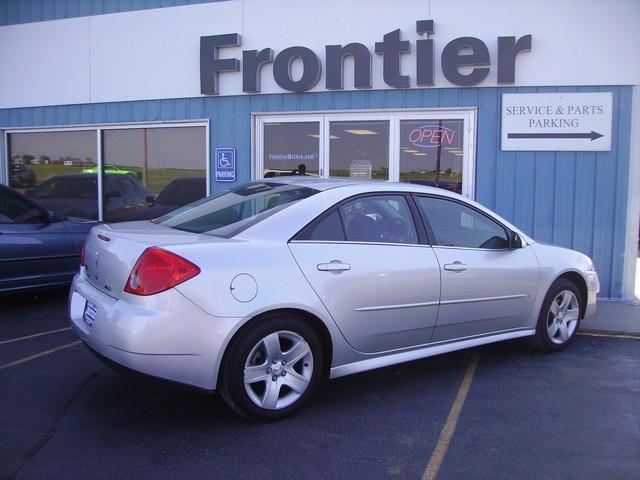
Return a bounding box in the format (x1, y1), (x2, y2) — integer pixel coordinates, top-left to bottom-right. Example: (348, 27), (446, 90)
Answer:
(1, 290), (638, 480)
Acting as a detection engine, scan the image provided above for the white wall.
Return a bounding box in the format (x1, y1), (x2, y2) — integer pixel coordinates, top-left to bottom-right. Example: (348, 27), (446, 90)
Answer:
(0, 0), (639, 108)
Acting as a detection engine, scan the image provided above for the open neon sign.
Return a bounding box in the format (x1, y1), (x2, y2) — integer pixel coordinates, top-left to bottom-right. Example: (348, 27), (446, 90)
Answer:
(407, 125), (456, 148)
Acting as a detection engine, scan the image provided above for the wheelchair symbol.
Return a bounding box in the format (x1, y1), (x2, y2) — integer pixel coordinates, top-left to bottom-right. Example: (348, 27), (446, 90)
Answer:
(218, 153), (232, 168)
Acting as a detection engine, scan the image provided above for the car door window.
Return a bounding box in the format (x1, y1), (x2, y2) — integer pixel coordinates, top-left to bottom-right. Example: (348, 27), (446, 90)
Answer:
(116, 178), (131, 195)
(0, 189), (44, 224)
(106, 178), (122, 197)
(341, 196), (418, 244)
(416, 196), (509, 249)
(121, 177), (138, 194)
(298, 195), (418, 244)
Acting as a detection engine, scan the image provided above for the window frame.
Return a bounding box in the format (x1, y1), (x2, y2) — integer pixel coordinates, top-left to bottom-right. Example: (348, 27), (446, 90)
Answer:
(0, 131), (5, 187)
(253, 108), (477, 199)
(412, 194), (513, 251)
(2, 120), (210, 221)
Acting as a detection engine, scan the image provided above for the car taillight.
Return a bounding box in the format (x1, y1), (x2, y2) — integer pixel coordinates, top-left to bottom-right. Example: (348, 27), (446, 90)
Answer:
(124, 247), (200, 296)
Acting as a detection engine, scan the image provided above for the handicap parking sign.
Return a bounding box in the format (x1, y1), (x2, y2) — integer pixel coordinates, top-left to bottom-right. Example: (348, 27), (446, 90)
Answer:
(215, 148), (236, 182)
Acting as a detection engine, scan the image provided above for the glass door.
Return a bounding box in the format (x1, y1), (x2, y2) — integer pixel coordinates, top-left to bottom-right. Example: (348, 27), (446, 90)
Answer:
(328, 120), (390, 180)
(399, 119), (465, 194)
(256, 116), (323, 178)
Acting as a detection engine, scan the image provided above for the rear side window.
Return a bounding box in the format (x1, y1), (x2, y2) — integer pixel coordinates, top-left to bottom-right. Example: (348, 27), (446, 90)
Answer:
(415, 196), (509, 249)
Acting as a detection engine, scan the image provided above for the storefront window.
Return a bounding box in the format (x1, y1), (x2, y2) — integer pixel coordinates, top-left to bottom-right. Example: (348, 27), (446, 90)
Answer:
(5, 123), (207, 222)
(8, 131), (98, 220)
(262, 122), (320, 177)
(399, 119), (464, 194)
(329, 121), (389, 180)
(101, 126), (207, 222)
(256, 110), (474, 197)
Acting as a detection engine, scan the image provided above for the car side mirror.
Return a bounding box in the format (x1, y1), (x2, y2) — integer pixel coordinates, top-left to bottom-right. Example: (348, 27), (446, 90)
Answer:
(509, 230), (523, 249)
(145, 195), (155, 204)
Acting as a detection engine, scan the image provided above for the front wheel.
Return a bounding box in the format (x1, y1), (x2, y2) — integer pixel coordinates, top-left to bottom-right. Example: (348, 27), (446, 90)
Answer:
(530, 278), (582, 352)
(218, 315), (324, 420)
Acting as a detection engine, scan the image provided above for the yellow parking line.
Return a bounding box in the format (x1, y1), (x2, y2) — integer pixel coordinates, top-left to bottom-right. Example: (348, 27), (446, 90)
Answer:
(422, 352), (479, 480)
(0, 327), (73, 346)
(578, 331), (640, 340)
(0, 340), (82, 371)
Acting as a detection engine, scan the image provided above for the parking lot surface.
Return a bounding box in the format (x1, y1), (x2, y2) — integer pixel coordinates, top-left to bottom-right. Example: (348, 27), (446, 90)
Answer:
(1, 290), (639, 480)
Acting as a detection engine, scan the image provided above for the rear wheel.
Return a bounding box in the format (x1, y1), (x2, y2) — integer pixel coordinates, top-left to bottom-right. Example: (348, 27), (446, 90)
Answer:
(218, 314), (323, 420)
(530, 278), (582, 352)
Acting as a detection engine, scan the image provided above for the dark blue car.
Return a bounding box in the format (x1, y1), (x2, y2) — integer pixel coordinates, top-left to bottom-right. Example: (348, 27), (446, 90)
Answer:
(0, 184), (95, 294)
(106, 176), (206, 222)
(25, 173), (154, 221)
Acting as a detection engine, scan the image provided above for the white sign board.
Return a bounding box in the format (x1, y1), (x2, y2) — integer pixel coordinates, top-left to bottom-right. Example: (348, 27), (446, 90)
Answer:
(349, 160), (373, 179)
(501, 92), (613, 151)
(2, 0), (640, 108)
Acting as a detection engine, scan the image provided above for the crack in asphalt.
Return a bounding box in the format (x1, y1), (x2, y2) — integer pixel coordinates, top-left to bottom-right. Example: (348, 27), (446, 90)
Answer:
(5, 369), (103, 480)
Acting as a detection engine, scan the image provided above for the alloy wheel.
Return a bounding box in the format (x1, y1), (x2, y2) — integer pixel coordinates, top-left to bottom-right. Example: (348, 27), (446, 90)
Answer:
(243, 330), (314, 410)
(546, 290), (580, 345)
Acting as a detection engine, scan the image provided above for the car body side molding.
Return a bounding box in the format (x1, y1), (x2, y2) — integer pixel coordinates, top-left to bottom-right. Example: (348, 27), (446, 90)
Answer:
(354, 300), (440, 312)
(329, 328), (535, 379)
(439, 294), (530, 305)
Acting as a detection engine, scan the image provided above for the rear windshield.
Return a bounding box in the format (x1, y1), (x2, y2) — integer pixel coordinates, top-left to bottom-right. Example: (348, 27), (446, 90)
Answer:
(156, 177), (206, 204)
(32, 176), (97, 199)
(153, 182), (318, 237)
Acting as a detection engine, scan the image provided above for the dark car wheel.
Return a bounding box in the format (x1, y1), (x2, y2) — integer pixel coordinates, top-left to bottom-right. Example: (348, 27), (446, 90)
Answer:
(530, 278), (582, 352)
(218, 314), (324, 421)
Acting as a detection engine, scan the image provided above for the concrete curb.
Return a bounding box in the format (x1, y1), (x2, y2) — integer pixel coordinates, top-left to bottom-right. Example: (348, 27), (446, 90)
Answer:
(579, 299), (640, 335)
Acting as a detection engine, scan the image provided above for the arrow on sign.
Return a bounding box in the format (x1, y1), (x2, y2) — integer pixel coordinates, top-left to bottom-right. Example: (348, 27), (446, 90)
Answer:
(507, 131), (604, 141)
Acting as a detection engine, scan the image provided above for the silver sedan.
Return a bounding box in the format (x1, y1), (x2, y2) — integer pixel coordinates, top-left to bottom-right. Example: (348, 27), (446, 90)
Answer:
(69, 178), (599, 420)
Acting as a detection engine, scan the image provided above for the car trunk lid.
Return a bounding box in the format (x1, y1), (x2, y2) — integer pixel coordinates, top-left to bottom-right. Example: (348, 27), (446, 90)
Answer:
(83, 221), (212, 299)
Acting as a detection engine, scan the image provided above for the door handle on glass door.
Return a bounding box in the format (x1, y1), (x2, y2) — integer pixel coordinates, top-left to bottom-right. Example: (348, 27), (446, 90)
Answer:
(444, 262), (468, 272)
(317, 261), (351, 272)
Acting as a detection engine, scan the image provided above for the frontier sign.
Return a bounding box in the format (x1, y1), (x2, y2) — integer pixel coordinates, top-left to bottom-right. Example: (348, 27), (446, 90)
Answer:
(200, 20), (532, 95)
(501, 92), (613, 151)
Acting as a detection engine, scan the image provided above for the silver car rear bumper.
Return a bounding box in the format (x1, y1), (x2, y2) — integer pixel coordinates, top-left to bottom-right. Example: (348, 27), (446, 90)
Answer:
(69, 272), (238, 391)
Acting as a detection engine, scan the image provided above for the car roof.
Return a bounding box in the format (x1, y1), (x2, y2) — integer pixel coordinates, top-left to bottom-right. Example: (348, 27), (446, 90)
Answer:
(260, 175), (459, 196)
(167, 176), (205, 185)
(42, 173), (108, 179)
(38, 173), (126, 184)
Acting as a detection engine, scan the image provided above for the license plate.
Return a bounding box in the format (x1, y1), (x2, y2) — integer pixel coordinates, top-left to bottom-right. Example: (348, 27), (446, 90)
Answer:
(83, 301), (98, 327)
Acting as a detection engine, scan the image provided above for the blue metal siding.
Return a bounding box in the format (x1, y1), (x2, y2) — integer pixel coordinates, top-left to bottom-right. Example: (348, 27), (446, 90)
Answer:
(0, 86), (632, 297)
(0, 0), (227, 25)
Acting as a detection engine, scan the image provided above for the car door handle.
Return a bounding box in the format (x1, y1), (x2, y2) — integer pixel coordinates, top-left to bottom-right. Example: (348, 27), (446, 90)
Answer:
(444, 262), (468, 272)
(317, 261), (351, 272)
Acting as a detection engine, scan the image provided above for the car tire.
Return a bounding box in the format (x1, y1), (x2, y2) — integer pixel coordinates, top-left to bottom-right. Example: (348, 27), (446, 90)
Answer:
(530, 278), (582, 352)
(218, 314), (324, 421)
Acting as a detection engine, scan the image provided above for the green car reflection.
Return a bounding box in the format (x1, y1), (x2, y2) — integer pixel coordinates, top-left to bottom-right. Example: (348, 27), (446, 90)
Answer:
(82, 164), (142, 181)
